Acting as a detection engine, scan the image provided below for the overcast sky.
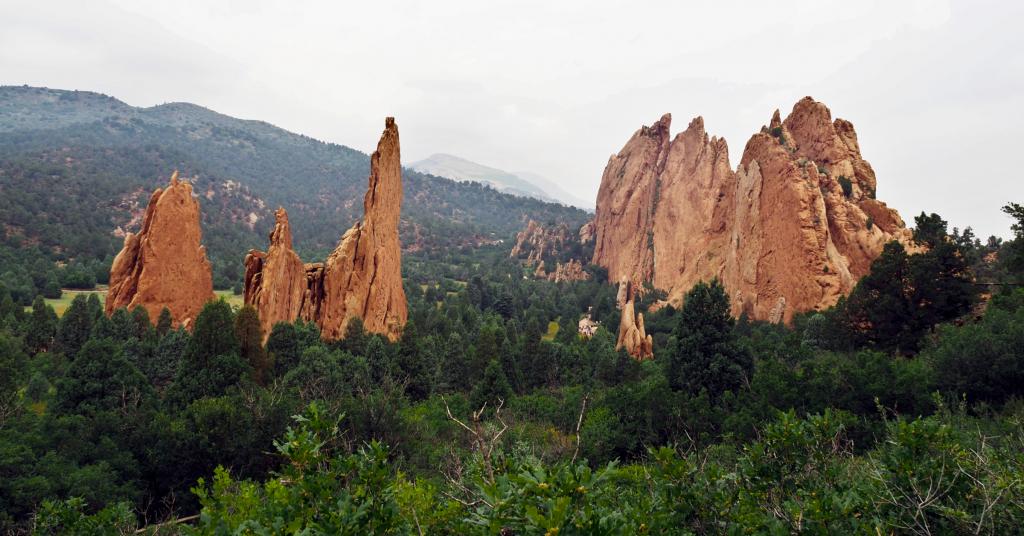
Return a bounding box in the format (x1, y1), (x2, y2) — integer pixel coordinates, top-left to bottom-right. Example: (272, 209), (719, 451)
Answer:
(2, 0), (1022, 238)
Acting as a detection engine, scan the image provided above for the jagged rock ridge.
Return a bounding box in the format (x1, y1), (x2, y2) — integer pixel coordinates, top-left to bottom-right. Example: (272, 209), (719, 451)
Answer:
(244, 117), (408, 341)
(510, 219), (591, 282)
(106, 171), (214, 327)
(592, 97), (914, 323)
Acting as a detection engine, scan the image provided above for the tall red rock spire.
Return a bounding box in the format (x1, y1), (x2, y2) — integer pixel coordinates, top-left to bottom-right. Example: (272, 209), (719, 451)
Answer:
(243, 118), (408, 341)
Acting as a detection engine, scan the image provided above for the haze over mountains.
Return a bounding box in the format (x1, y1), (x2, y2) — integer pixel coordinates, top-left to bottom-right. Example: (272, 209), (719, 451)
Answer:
(410, 153), (591, 210)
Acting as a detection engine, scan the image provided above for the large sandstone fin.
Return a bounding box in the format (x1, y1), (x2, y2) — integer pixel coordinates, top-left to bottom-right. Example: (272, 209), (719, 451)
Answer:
(592, 97), (913, 324)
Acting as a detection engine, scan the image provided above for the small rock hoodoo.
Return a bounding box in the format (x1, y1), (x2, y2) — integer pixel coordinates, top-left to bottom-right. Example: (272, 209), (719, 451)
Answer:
(615, 279), (653, 360)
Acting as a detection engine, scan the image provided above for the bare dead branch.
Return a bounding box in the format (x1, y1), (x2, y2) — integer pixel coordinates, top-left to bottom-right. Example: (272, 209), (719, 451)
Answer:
(571, 394), (589, 464)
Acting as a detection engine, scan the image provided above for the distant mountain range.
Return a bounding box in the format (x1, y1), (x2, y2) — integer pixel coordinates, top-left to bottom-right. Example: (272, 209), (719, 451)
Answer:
(410, 153), (592, 210)
(0, 86), (588, 288)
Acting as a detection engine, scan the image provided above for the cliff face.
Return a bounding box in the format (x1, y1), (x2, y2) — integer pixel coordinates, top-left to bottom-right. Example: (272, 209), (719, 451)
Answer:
(243, 118), (408, 341)
(106, 171), (214, 327)
(592, 98), (913, 322)
(592, 114), (671, 290)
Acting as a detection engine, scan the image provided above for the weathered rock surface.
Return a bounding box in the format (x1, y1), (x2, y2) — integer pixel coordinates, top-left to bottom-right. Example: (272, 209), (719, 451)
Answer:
(510, 219), (572, 265)
(614, 280), (653, 360)
(546, 259), (590, 283)
(592, 98), (914, 323)
(510, 219), (590, 282)
(578, 221), (596, 244)
(243, 117), (408, 341)
(592, 114), (671, 291)
(106, 171), (214, 327)
(243, 208), (308, 338)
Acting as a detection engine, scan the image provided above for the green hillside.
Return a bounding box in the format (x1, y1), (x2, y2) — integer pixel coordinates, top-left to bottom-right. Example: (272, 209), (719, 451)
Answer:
(0, 86), (588, 302)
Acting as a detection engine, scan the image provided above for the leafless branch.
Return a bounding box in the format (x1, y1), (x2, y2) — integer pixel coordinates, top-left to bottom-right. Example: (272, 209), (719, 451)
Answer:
(571, 394), (589, 464)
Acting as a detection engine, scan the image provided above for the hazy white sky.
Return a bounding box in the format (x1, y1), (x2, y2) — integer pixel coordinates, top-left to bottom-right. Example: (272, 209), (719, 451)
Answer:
(2, 0), (1022, 238)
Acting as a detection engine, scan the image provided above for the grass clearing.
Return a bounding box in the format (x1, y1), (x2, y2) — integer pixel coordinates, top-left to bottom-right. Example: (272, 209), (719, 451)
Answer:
(541, 320), (560, 341)
(30, 287), (243, 316)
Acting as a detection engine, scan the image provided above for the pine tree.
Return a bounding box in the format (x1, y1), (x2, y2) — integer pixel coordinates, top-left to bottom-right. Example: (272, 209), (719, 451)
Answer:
(25, 296), (57, 353)
(267, 320), (321, 378)
(168, 299), (246, 404)
(666, 279), (751, 398)
(470, 359), (513, 410)
(841, 241), (915, 352)
(156, 307), (173, 337)
(56, 294), (95, 358)
(56, 338), (151, 415)
(235, 305), (269, 385)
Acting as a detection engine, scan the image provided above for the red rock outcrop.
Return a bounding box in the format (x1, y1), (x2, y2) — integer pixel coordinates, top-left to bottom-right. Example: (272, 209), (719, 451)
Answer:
(510, 220), (590, 282)
(243, 118), (408, 341)
(592, 98), (914, 323)
(106, 171), (214, 327)
(614, 280), (653, 360)
(243, 208), (307, 338)
(578, 221), (596, 244)
(546, 259), (590, 283)
(510, 219), (572, 265)
(592, 114), (671, 291)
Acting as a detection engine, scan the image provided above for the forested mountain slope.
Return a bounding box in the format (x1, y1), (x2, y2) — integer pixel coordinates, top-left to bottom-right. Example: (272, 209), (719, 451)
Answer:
(0, 86), (588, 298)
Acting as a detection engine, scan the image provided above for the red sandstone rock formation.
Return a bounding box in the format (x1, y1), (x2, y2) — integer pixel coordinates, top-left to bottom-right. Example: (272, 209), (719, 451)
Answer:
(510, 219), (571, 265)
(578, 221), (596, 244)
(510, 220), (590, 282)
(243, 118), (408, 341)
(546, 259), (590, 283)
(243, 208), (307, 338)
(614, 280), (653, 360)
(592, 98), (913, 323)
(106, 171), (214, 328)
(592, 114), (671, 291)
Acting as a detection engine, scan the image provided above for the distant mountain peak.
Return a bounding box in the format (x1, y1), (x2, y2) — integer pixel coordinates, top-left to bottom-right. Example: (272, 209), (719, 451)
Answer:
(410, 153), (591, 210)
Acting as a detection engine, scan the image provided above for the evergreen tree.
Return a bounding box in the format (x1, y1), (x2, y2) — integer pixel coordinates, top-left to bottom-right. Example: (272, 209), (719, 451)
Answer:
(147, 328), (188, 390)
(396, 321), (431, 401)
(42, 273), (62, 299)
(25, 296), (57, 353)
(841, 241), (916, 352)
(365, 336), (395, 383)
(56, 338), (151, 415)
(339, 317), (368, 357)
(839, 214), (976, 354)
(1001, 202), (1024, 277)
(155, 307), (173, 338)
(234, 305), (269, 385)
(470, 359), (513, 410)
(0, 332), (27, 425)
(56, 294), (96, 357)
(85, 293), (103, 320)
(169, 300), (246, 404)
(666, 279), (751, 398)
(129, 307), (153, 342)
(267, 320), (322, 378)
(907, 213), (976, 340)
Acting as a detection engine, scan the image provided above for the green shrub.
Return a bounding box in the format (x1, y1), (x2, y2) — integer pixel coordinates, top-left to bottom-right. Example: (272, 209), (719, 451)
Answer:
(838, 176), (853, 198)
